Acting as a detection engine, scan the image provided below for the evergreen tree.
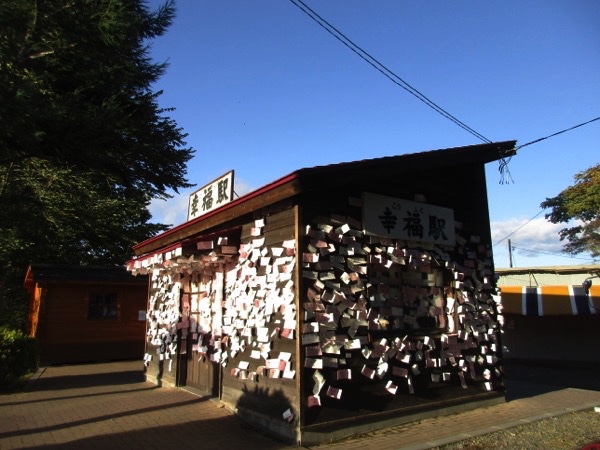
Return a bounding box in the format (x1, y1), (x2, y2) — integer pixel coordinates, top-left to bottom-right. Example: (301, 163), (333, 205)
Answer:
(0, 0), (194, 328)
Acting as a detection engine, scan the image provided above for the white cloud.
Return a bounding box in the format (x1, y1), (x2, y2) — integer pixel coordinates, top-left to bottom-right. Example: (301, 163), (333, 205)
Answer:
(491, 217), (565, 253)
(491, 217), (596, 266)
(149, 194), (188, 227)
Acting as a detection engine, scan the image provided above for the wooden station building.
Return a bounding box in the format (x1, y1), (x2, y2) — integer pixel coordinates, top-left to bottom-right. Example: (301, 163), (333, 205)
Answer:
(128, 141), (516, 445)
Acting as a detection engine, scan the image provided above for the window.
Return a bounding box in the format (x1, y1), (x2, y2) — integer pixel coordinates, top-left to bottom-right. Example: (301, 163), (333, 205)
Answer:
(88, 291), (119, 319)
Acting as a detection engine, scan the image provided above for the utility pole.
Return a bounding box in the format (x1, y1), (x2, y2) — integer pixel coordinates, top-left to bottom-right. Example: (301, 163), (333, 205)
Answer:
(508, 239), (513, 268)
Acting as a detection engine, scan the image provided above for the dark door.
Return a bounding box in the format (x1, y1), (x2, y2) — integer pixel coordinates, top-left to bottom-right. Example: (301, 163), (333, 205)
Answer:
(186, 330), (219, 396)
(184, 269), (223, 397)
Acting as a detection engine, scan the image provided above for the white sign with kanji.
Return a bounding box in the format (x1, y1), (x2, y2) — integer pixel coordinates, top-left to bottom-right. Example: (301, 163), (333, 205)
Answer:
(362, 192), (455, 245)
(187, 171), (234, 221)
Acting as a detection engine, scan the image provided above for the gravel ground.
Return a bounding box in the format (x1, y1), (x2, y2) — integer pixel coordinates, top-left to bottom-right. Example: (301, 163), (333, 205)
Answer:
(433, 408), (600, 450)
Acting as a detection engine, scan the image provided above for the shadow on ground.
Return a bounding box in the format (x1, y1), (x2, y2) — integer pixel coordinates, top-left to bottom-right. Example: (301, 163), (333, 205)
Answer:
(504, 359), (600, 401)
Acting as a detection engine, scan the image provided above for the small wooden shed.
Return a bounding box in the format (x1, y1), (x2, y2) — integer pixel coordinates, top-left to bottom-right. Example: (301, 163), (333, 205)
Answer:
(128, 141), (515, 445)
(24, 264), (149, 365)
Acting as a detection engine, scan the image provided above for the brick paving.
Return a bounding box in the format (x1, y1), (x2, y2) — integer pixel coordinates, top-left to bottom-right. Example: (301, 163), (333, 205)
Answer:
(1, 360), (599, 450)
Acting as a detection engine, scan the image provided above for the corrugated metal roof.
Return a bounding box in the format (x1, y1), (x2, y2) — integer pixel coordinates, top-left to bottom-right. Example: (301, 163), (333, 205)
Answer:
(496, 265), (600, 287)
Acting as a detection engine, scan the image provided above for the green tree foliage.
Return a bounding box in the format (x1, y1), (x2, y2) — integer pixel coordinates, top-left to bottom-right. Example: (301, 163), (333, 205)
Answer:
(0, 326), (39, 384)
(0, 0), (194, 328)
(541, 163), (600, 258)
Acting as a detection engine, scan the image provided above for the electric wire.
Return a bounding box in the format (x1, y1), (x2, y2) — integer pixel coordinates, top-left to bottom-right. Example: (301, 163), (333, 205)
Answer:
(289, 1), (599, 186)
(288, 0), (492, 144)
(492, 209), (547, 247)
(516, 116), (600, 151)
(499, 116), (600, 184)
(510, 242), (597, 262)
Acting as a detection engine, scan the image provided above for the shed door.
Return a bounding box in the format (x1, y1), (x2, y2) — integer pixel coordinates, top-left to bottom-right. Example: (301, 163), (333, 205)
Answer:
(185, 269), (223, 396)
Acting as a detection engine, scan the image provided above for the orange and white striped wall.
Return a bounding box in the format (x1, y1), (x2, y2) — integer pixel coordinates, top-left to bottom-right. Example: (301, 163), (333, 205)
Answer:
(500, 285), (600, 316)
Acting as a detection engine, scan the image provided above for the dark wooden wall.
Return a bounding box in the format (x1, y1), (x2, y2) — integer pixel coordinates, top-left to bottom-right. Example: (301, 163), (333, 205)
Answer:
(36, 282), (148, 364)
(295, 161), (502, 427)
(220, 207), (300, 431)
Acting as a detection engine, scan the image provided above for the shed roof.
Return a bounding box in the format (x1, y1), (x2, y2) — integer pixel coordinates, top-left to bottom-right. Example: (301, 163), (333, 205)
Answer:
(24, 264), (148, 291)
(133, 140), (516, 256)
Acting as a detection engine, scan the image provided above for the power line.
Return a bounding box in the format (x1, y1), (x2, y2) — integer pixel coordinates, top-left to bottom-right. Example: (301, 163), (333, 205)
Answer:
(289, 2), (599, 185)
(496, 115), (600, 184)
(510, 242), (597, 262)
(516, 116), (600, 151)
(288, 0), (491, 144)
(492, 209), (547, 247)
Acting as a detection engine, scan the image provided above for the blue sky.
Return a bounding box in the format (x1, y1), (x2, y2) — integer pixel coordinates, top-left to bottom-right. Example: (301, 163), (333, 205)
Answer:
(145, 0), (599, 268)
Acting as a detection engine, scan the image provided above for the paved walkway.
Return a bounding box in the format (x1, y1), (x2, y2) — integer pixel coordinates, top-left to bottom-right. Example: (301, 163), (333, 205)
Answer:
(1, 360), (599, 449)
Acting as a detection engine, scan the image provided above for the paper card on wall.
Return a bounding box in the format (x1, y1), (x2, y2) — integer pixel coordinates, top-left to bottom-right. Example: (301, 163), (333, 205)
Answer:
(322, 344), (342, 355)
(250, 350), (261, 359)
(393, 366), (409, 378)
(377, 362), (389, 378)
(303, 252), (318, 263)
(254, 219), (265, 228)
(280, 328), (294, 339)
(302, 322), (319, 334)
(326, 386), (342, 400)
(411, 364), (420, 375)
(283, 369), (296, 379)
(302, 333), (320, 345)
(260, 256), (271, 266)
(361, 365), (375, 379)
(458, 371), (468, 388)
(486, 355), (498, 365)
(256, 333), (270, 343)
(305, 345), (322, 357)
(396, 352), (411, 364)
(278, 351), (292, 362)
(339, 272), (351, 284)
(271, 247), (284, 257)
(303, 270), (318, 280)
(237, 360), (250, 370)
(385, 381), (398, 395)
(313, 370), (325, 395)
(343, 338), (361, 351)
(308, 395), (321, 407)
(337, 369), (351, 380)
(323, 357), (338, 368)
(305, 357), (323, 369)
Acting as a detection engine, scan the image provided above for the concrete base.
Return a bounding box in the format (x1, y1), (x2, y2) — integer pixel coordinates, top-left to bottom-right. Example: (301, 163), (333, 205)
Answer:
(223, 391), (505, 447)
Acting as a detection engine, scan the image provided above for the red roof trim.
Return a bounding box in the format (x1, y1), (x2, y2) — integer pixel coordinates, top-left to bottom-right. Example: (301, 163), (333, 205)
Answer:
(133, 172), (300, 252)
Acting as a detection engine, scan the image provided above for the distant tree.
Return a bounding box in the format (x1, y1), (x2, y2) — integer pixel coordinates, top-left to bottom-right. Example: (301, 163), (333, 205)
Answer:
(0, 0), (194, 328)
(541, 163), (600, 258)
